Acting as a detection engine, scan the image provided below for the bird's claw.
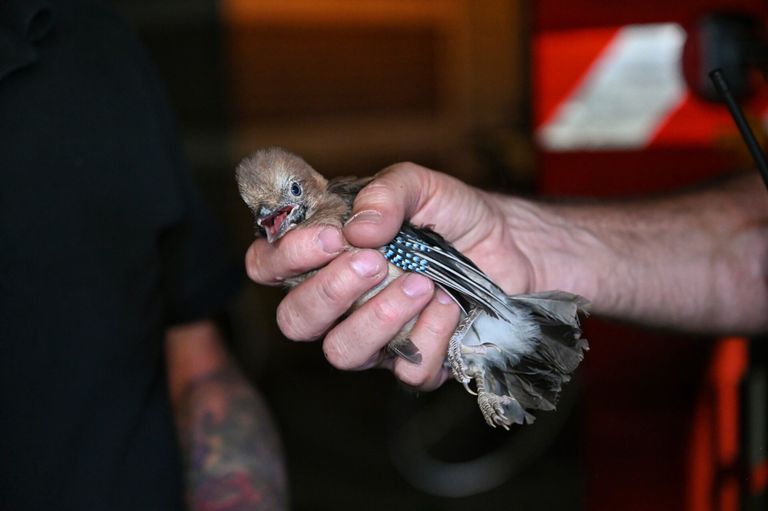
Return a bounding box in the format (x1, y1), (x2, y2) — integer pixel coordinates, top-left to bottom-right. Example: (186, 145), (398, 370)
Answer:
(461, 378), (477, 396)
(477, 392), (514, 430)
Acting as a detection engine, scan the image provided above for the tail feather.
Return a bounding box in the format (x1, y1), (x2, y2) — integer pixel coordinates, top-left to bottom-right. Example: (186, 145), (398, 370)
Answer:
(508, 291), (590, 326)
(504, 372), (558, 411)
(495, 293), (589, 417)
(500, 395), (533, 425)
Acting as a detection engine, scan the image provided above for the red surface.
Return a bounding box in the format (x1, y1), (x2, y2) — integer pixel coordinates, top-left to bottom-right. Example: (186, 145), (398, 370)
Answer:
(535, 0), (768, 31)
(537, 147), (736, 198)
(752, 461), (768, 494)
(649, 90), (768, 149)
(648, 92), (735, 148)
(686, 339), (749, 511)
(533, 27), (619, 127)
(712, 340), (748, 468)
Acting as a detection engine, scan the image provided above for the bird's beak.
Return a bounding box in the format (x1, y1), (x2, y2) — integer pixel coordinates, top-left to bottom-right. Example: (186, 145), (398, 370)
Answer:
(257, 205), (297, 244)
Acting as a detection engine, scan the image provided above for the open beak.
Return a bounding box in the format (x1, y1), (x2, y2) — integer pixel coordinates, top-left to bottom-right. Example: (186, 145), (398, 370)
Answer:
(257, 205), (297, 244)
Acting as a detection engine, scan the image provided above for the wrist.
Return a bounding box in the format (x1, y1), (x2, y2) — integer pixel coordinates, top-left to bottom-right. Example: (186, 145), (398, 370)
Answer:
(496, 195), (610, 305)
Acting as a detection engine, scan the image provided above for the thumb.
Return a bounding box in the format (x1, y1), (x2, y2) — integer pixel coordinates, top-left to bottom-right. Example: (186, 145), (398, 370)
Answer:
(344, 162), (435, 248)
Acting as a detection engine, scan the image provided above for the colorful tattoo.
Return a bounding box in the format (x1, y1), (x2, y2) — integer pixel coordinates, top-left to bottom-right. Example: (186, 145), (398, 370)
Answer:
(176, 368), (288, 511)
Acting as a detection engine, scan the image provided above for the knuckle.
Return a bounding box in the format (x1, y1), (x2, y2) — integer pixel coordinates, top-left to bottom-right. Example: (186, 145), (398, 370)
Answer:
(382, 161), (418, 174)
(281, 234), (313, 275)
(384, 161), (429, 180)
(314, 269), (351, 305)
(354, 181), (391, 207)
(419, 298), (460, 339)
(369, 297), (402, 325)
(421, 314), (453, 339)
(322, 333), (356, 370)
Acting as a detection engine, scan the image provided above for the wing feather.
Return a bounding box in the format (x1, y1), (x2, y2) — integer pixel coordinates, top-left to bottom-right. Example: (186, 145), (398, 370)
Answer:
(390, 224), (511, 318)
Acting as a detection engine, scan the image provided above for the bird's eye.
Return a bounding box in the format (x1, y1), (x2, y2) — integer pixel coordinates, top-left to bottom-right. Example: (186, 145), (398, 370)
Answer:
(289, 182), (302, 197)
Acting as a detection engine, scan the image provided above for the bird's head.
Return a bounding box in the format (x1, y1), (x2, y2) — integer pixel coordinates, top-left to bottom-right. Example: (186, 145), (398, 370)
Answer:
(236, 147), (328, 243)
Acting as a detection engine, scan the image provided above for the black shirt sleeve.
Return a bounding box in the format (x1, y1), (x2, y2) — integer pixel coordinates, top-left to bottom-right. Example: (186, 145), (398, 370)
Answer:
(158, 173), (245, 326)
(125, 5), (243, 327)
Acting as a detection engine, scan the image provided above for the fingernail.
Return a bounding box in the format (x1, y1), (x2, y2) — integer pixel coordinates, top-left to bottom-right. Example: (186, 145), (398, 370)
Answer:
(401, 273), (432, 298)
(317, 227), (343, 254)
(346, 210), (381, 227)
(350, 250), (383, 277)
(436, 290), (454, 305)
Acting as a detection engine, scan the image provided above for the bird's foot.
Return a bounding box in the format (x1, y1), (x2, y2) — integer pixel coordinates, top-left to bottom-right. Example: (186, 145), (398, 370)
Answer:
(477, 392), (515, 430)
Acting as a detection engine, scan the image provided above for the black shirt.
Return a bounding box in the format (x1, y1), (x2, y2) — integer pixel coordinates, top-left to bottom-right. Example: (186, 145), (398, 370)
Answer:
(0, 1), (241, 509)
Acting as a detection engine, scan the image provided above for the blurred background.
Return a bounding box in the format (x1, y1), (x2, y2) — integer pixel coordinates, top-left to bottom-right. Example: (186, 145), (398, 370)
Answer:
(112, 1), (768, 510)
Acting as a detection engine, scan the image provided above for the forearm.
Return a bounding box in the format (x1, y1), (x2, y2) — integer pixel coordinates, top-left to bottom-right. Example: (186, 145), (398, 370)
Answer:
(500, 172), (768, 334)
(167, 322), (288, 511)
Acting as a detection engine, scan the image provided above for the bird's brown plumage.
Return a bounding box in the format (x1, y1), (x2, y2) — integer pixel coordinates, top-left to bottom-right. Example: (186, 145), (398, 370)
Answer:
(236, 148), (349, 231)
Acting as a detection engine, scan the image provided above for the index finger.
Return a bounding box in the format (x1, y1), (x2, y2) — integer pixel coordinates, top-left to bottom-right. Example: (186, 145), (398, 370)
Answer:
(245, 224), (344, 285)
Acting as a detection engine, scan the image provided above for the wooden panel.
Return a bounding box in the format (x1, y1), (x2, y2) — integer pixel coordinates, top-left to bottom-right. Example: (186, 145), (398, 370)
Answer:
(227, 24), (440, 120)
(220, 0), (528, 186)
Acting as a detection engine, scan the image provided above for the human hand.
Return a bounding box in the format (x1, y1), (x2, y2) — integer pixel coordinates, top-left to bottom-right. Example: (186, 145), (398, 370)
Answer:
(245, 163), (537, 389)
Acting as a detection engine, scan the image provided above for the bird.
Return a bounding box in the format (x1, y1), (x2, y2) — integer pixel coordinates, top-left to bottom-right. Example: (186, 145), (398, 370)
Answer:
(236, 147), (589, 428)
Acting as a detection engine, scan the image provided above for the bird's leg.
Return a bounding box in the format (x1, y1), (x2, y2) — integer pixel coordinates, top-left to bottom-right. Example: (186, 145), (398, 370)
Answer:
(445, 309), (521, 428)
(446, 307), (481, 394)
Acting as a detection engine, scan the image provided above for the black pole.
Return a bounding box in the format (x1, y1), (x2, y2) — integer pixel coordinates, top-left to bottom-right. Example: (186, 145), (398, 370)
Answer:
(709, 68), (768, 189)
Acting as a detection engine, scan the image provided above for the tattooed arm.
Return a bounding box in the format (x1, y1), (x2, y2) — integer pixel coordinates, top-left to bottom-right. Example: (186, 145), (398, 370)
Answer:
(165, 320), (288, 511)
